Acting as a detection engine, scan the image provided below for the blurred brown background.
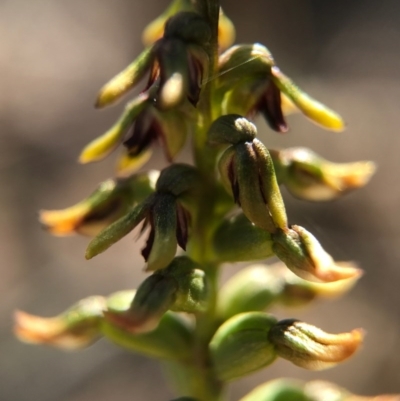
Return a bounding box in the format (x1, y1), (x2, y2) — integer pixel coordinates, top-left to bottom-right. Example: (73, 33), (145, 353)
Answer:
(1, 0), (399, 400)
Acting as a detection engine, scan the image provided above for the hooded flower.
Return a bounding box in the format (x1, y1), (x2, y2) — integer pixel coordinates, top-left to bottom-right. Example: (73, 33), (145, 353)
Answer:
(217, 44), (344, 133)
(85, 164), (199, 271)
(95, 12), (210, 110)
(39, 172), (158, 236)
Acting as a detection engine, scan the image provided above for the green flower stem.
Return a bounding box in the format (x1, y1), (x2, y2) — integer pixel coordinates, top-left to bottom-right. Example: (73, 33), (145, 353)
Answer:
(172, 1), (226, 400)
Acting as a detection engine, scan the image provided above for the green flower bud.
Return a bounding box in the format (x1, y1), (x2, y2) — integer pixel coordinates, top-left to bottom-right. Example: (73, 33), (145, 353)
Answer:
(218, 265), (284, 320)
(105, 256), (208, 333)
(208, 114), (257, 145)
(80, 93), (149, 164)
(212, 213), (273, 262)
(95, 47), (154, 108)
(268, 319), (363, 370)
(142, 0), (194, 46)
(272, 225), (362, 283)
(240, 379), (310, 401)
(210, 312), (278, 381)
(218, 134), (287, 233)
(14, 296), (105, 349)
(102, 290), (193, 361)
(39, 173), (156, 237)
(270, 147), (376, 201)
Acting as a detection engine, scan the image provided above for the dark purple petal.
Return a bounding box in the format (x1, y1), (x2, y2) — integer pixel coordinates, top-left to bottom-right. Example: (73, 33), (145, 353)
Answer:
(228, 158), (240, 205)
(259, 80), (288, 133)
(176, 202), (190, 250)
(123, 110), (160, 156)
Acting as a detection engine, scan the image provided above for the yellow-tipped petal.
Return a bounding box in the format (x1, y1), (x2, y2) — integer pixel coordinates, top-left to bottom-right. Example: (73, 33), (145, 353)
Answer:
(95, 47), (153, 109)
(271, 67), (345, 132)
(141, 0), (194, 46)
(323, 161), (377, 191)
(80, 95), (149, 164)
(116, 148), (153, 177)
(39, 203), (90, 236)
(218, 9), (236, 50)
(269, 319), (364, 370)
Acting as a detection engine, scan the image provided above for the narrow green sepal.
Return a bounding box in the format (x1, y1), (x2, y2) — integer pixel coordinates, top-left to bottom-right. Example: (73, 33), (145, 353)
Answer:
(210, 312), (278, 381)
(95, 47), (154, 108)
(85, 199), (151, 259)
(252, 139), (288, 229)
(212, 213), (273, 262)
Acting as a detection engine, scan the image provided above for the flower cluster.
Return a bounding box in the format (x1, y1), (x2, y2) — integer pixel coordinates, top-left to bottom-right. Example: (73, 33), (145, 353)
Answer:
(15, 1), (394, 401)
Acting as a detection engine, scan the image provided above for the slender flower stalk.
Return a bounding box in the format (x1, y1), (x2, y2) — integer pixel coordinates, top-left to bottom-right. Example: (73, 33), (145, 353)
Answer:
(14, 1), (394, 401)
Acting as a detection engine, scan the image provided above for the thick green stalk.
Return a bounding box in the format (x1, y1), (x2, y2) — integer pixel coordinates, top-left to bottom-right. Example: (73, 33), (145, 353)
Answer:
(176, 1), (225, 400)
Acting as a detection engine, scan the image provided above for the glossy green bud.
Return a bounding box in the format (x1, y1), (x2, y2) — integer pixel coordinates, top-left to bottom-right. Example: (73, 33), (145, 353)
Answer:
(102, 290), (193, 361)
(272, 225), (362, 283)
(104, 257), (208, 333)
(212, 213), (274, 262)
(39, 173), (156, 237)
(270, 147), (376, 201)
(268, 319), (363, 370)
(218, 265), (284, 320)
(14, 296), (105, 349)
(208, 114), (257, 145)
(210, 312), (278, 381)
(240, 379), (310, 401)
(95, 47), (154, 108)
(80, 93), (149, 163)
